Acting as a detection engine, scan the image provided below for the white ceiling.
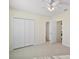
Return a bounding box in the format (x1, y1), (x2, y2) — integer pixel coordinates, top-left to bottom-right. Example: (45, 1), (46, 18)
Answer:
(9, 0), (70, 16)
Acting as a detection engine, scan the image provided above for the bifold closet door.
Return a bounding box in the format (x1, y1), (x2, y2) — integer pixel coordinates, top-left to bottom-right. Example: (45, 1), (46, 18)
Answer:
(24, 20), (34, 46)
(13, 19), (24, 49)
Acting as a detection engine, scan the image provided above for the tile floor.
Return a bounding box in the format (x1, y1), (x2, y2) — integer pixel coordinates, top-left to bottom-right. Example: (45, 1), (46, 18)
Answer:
(10, 43), (70, 59)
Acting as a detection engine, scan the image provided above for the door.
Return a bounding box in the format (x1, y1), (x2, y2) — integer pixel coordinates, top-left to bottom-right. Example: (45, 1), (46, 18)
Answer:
(13, 19), (24, 48)
(24, 20), (34, 46)
(46, 22), (50, 42)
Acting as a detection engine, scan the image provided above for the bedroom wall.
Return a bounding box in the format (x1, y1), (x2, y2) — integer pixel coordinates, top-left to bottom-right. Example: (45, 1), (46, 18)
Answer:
(62, 11), (70, 47)
(49, 19), (57, 43)
(9, 8), (52, 51)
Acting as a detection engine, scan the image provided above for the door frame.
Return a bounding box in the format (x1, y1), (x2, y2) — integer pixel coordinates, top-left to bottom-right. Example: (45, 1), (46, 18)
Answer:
(56, 20), (62, 43)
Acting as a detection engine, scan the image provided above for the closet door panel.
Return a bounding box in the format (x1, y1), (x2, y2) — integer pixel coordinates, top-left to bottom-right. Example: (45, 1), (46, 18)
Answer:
(24, 20), (34, 46)
(13, 19), (24, 48)
(29, 20), (34, 44)
(24, 20), (30, 46)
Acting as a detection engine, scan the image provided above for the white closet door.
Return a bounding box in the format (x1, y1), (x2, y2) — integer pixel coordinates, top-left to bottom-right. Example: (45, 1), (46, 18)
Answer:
(13, 19), (24, 48)
(28, 20), (34, 45)
(24, 20), (34, 46)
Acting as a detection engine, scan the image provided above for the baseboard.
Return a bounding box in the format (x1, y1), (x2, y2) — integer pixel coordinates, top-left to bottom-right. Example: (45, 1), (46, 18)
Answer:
(62, 43), (70, 47)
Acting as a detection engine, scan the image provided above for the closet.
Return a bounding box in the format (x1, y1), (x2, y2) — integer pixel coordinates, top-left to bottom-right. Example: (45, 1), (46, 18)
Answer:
(13, 18), (34, 49)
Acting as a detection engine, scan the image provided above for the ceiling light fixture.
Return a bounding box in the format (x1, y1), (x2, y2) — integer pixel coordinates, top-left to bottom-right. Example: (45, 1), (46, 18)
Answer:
(47, 0), (55, 11)
(47, 0), (59, 12)
(42, 0), (68, 12)
(48, 6), (54, 12)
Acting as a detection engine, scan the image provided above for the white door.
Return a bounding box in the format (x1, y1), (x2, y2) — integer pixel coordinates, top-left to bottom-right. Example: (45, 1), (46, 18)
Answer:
(24, 20), (34, 46)
(13, 19), (24, 48)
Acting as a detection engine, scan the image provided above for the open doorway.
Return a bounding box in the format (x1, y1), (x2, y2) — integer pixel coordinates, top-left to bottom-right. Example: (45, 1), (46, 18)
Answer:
(57, 21), (62, 43)
(46, 22), (50, 42)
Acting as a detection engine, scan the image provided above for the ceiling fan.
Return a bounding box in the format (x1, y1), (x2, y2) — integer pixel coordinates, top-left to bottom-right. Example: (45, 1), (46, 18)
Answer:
(41, 0), (69, 12)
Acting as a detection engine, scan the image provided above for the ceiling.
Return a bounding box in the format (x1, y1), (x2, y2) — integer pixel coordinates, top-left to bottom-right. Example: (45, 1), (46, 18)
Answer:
(9, 0), (70, 16)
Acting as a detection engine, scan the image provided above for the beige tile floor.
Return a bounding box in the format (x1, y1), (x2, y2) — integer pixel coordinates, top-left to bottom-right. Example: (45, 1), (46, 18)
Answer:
(9, 43), (70, 59)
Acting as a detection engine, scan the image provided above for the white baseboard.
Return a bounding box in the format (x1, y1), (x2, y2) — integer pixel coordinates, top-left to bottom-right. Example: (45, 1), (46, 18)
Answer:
(62, 42), (70, 47)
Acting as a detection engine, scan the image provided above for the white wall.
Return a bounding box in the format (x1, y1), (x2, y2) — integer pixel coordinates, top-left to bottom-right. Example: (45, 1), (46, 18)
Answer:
(56, 11), (70, 47)
(49, 19), (57, 43)
(9, 8), (52, 51)
(62, 11), (70, 47)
